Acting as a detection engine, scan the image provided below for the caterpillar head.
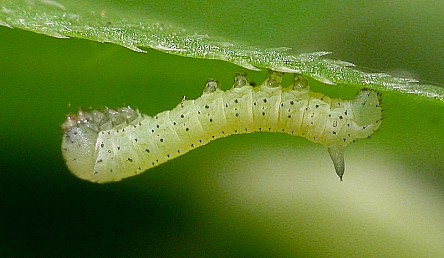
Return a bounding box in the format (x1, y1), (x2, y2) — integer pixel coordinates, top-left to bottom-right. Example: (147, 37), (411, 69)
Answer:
(61, 107), (142, 181)
(351, 89), (382, 127)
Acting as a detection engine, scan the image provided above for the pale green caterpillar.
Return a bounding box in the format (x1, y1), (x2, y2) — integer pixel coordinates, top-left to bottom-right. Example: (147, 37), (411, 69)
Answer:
(61, 72), (382, 183)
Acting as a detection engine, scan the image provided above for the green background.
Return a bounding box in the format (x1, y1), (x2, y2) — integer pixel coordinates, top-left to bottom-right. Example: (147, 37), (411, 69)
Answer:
(1, 1), (443, 257)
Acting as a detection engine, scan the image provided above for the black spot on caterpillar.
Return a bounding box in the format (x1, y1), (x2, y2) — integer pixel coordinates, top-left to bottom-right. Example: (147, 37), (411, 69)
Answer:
(61, 72), (382, 183)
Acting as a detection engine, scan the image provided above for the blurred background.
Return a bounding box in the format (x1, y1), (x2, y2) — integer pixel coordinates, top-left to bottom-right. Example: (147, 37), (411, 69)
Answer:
(1, 1), (443, 257)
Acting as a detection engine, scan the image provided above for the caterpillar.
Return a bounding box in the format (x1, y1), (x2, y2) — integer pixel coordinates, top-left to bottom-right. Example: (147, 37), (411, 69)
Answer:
(61, 71), (382, 183)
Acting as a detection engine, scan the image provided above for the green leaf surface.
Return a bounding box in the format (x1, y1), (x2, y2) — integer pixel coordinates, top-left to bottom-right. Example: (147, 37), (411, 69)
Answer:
(1, 0), (443, 101)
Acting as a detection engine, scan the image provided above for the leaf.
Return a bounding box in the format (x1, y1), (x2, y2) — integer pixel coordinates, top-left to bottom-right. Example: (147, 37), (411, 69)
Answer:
(1, 0), (443, 101)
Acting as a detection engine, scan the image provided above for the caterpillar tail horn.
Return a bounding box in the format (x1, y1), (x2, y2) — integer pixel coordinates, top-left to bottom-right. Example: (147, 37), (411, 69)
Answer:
(327, 145), (345, 181)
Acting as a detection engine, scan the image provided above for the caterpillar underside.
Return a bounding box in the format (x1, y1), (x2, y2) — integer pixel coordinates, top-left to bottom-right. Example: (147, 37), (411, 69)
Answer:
(62, 72), (382, 183)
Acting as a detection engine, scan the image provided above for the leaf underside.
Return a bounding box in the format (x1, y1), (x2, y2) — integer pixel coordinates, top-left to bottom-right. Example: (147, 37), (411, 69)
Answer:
(1, 0), (443, 101)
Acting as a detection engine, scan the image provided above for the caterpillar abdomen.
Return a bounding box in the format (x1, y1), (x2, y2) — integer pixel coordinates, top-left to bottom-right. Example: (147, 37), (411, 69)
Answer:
(62, 72), (382, 183)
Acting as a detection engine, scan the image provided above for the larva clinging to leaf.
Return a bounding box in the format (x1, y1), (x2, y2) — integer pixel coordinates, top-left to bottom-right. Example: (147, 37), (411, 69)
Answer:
(61, 71), (382, 183)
